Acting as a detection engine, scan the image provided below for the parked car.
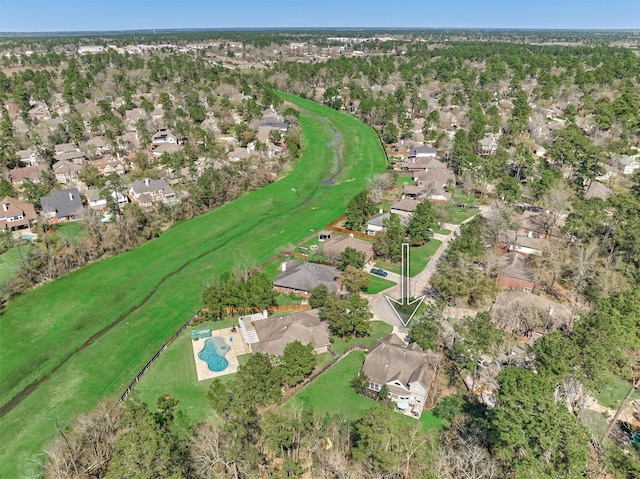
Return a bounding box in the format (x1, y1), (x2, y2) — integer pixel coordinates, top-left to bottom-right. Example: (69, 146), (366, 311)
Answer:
(370, 268), (388, 277)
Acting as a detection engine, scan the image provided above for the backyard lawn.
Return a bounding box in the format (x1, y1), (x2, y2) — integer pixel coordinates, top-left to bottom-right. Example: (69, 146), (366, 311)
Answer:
(0, 93), (387, 477)
(375, 239), (441, 276)
(135, 318), (247, 425)
(288, 350), (442, 431)
(592, 374), (640, 409)
(330, 321), (393, 355)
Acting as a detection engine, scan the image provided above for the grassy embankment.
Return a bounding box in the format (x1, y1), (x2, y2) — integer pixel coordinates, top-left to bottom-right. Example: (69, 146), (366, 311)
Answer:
(0, 93), (386, 477)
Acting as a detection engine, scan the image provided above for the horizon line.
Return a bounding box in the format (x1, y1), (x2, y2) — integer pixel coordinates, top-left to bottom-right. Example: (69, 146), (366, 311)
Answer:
(1, 26), (639, 36)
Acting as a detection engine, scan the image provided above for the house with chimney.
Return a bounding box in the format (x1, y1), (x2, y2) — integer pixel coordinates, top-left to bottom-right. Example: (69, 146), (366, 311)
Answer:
(242, 309), (331, 356)
(0, 196), (37, 231)
(273, 260), (341, 296)
(361, 334), (441, 418)
(129, 178), (176, 207)
(40, 188), (83, 223)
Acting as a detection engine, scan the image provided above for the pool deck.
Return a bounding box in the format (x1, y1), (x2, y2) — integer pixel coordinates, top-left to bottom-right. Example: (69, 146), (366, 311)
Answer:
(191, 327), (251, 381)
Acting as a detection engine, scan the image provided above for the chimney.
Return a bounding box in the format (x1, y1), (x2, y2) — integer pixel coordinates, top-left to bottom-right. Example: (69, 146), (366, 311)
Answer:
(144, 178), (150, 186)
(280, 262), (287, 272)
(69, 192), (74, 201)
(2, 203), (8, 212)
(379, 208), (383, 214)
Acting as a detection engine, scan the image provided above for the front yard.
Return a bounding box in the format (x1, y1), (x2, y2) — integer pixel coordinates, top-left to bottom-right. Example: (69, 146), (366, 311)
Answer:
(375, 239), (441, 276)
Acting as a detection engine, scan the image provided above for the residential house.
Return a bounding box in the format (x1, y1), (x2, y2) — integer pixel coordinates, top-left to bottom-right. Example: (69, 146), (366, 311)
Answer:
(517, 209), (565, 239)
(85, 189), (107, 210)
(248, 309), (330, 356)
(228, 147), (252, 162)
(408, 144), (437, 159)
(362, 334), (441, 418)
(320, 235), (375, 264)
(366, 212), (391, 236)
(84, 136), (111, 157)
(0, 196), (37, 231)
(391, 198), (421, 218)
(152, 142), (183, 158)
(402, 154), (443, 173)
(28, 102), (51, 121)
(9, 165), (42, 187)
(117, 131), (140, 151)
(492, 291), (572, 335)
(55, 143), (79, 155)
(584, 181), (613, 200)
(54, 150), (86, 163)
(610, 155), (640, 175)
(412, 167), (454, 202)
(16, 148), (38, 165)
(496, 252), (537, 292)
(478, 135), (499, 155)
(152, 128), (177, 144)
(46, 117), (65, 131)
(504, 230), (546, 256)
(129, 178), (176, 207)
(402, 184), (425, 199)
(124, 108), (147, 131)
(52, 161), (83, 185)
(89, 156), (126, 176)
(273, 260), (341, 296)
(40, 188), (83, 222)
(260, 118), (289, 134)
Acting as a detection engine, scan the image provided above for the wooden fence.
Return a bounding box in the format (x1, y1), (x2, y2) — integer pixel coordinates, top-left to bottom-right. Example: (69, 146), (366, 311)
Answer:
(326, 215), (373, 240)
(117, 309), (201, 404)
(269, 344), (367, 408)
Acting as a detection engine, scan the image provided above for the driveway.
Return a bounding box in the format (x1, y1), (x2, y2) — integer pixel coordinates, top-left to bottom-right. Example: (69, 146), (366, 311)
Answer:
(368, 211), (482, 334)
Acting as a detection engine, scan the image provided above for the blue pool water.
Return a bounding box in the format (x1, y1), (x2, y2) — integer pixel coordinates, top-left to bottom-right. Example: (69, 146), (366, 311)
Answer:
(198, 337), (230, 372)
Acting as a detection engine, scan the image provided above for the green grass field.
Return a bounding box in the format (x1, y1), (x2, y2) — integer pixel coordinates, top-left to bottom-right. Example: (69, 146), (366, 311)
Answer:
(365, 275), (396, 294)
(0, 244), (31, 286)
(330, 321), (392, 355)
(288, 351), (442, 431)
(592, 374), (640, 409)
(375, 239), (441, 276)
(0, 93), (387, 477)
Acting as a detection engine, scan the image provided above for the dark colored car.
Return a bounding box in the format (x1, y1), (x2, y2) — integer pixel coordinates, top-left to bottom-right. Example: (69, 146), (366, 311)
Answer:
(370, 268), (388, 277)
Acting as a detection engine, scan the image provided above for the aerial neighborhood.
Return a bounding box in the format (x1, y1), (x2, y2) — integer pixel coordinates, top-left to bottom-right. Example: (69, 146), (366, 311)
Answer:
(0, 26), (639, 479)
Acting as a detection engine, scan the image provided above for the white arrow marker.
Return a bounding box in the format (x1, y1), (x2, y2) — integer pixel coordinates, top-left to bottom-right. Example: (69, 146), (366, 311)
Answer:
(385, 243), (425, 327)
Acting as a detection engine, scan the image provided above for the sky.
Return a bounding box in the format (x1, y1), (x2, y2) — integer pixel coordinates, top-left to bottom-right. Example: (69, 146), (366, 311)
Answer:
(1, 0), (639, 32)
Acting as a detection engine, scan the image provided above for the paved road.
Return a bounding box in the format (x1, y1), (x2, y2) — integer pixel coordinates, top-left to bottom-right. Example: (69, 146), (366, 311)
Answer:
(368, 209), (484, 337)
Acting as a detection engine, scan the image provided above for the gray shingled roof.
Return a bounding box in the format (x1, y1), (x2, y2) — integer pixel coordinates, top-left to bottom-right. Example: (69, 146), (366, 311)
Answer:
(362, 334), (440, 391)
(251, 309), (330, 356)
(273, 260), (340, 293)
(409, 145), (437, 157)
(497, 253), (537, 282)
(40, 188), (83, 219)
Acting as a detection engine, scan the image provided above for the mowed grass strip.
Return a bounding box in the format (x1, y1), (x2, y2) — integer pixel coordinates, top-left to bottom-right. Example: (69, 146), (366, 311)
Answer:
(0, 94), (387, 478)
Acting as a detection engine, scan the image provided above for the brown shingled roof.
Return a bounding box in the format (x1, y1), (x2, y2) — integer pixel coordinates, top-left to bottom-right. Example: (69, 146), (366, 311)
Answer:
(251, 309), (330, 356)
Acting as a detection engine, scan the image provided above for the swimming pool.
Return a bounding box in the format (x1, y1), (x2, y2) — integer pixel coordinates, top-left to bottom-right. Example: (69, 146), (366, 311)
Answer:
(198, 337), (230, 372)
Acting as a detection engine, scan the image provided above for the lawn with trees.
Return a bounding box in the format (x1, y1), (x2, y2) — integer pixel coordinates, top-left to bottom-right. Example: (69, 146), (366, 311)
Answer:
(0, 93), (387, 477)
